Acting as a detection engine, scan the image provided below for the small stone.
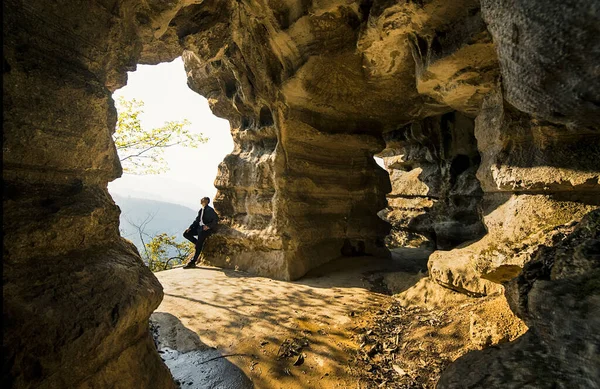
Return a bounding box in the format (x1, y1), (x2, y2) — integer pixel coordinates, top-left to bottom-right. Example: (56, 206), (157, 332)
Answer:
(392, 365), (407, 376)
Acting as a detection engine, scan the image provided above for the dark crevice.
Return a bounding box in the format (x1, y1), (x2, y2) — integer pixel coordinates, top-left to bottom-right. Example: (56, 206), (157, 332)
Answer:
(259, 106), (274, 127)
(224, 80), (237, 98)
(358, 0), (374, 20)
(449, 154), (471, 187)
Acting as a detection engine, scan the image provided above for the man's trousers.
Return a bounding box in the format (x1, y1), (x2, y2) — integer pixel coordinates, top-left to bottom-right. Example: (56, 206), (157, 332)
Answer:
(183, 227), (213, 265)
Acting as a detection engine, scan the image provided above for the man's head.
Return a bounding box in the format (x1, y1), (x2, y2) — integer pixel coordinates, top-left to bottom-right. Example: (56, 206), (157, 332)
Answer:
(200, 197), (210, 208)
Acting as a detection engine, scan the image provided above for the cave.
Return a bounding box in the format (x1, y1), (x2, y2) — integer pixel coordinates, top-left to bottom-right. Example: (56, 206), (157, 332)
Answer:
(3, 0), (599, 388)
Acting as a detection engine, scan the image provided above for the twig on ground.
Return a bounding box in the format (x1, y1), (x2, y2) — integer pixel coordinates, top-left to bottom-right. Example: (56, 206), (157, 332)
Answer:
(196, 353), (255, 365)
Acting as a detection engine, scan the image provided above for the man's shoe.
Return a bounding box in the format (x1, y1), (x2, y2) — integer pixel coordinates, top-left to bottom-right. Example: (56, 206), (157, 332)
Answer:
(183, 262), (196, 269)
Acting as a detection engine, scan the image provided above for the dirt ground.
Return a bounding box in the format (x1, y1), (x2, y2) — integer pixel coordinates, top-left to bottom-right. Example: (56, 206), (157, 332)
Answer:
(151, 248), (526, 388)
(350, 277), (527, 388)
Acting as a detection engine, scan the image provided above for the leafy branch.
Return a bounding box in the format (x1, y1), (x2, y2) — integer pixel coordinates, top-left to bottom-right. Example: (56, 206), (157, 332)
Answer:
(124, 211), (194, 272)
(113, 96), (208, 175)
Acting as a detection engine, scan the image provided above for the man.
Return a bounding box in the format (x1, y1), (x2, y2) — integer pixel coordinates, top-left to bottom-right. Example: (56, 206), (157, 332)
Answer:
(182, 196), (219, 269)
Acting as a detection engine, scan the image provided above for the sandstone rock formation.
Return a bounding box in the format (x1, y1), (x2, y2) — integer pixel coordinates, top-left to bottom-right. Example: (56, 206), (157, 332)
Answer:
(377, 112), (486, 251)
(426, 18), (600, 297)
(3, 1), (176, 387)
(438, 210), (600, 388)
(188, 0), (506, 279)
(3, 0), (599, 388)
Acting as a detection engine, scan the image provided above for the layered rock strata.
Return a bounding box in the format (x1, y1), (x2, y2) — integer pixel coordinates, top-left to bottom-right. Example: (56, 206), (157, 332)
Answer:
(377, 112), (486, 250)
(203, 110), (392, 279)
(177, 0), (497, 279)
(427, 62), (600, 297)
(3, 1), (177, 387)
(438, 210), (600, 388)
(432, 0), (600, 386)
(427, 89), (600, 296)
(3, 0), (600, 388)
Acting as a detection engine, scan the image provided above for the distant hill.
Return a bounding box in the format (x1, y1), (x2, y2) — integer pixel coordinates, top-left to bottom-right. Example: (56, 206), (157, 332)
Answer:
(112, 194), (199, 252)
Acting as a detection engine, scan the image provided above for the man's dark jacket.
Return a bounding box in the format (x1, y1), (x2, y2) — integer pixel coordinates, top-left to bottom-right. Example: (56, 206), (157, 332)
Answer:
(189, 205), (219, 233)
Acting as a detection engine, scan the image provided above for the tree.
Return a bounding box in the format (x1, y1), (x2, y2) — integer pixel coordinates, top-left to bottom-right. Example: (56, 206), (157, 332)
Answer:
(123, 212), (156, 262)
(145, 233), (195, 272)
(124, 212), (194, 272)
(113, 96), (208, 174)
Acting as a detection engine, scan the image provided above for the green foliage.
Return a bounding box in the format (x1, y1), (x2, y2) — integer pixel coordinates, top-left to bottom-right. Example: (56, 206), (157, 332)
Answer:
(113, 96), (208, 175)
(143, 233), (195, 272)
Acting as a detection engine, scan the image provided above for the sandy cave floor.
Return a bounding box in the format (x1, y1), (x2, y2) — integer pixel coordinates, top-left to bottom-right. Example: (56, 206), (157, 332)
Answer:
(151, 248), (526, 389)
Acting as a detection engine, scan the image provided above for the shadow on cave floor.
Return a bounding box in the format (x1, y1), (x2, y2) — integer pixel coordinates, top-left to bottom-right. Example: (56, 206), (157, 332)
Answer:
(298, 247), (432, 294)
(153, 247), (432, 388)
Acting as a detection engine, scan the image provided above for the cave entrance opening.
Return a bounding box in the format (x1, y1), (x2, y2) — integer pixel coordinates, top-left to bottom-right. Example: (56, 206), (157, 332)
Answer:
(107, 56), (233, 271)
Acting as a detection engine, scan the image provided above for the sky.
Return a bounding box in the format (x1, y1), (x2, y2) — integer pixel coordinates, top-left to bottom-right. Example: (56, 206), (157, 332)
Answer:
(108, 57), (386, 210)
(108, 57), (233, 210)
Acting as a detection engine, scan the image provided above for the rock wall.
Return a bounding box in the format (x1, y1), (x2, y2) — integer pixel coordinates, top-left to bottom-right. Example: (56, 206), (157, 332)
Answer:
(3, 0), (600, 388)
(377, 112), (485, 250)
(427, 88), (600, 297)
(178, 0), (502, 279)
(2, 0), (180, 387)
(438, 209), (600, 388)
(433, 0), (600, 386)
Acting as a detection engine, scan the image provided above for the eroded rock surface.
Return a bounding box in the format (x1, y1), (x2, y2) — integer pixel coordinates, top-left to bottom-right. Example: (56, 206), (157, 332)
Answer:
(438, 210), (600, 388)
(378, 112), (485, 251)
(177, 0), (506, 279)
(3, 0), (600, 388)
(481, 0), (600, 127)
(3, 0), (175, 387)
(427, 87), (600, 297)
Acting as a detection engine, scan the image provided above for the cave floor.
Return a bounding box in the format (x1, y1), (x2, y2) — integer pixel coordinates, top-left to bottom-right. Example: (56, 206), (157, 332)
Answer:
(151, 248), (432, 389)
